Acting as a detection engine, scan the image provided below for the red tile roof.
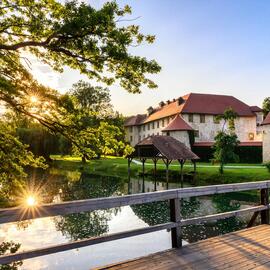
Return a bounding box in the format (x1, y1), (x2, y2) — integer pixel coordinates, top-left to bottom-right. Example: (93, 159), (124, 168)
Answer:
(181, 93), (255, 116)
(193, 141), (262, 147)
(124, 93), (256, 126)
(262, 113), (270, 126)
(162, 114), (193, 132)
(124, 114), (147, 126)
(250, 106), (263, 112)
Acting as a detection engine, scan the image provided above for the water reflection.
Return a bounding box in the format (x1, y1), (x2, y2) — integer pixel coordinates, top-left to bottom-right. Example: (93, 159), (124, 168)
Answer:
(0, 168), (262, 270)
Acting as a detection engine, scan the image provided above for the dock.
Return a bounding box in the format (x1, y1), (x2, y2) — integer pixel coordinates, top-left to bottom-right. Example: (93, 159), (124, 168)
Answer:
(99, 225), (270, 270)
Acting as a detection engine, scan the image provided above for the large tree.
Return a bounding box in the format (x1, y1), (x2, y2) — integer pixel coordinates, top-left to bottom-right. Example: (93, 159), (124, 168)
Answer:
(213, 108), (240, 174)
(262, 97), (270, 117)
(0, 1), (160, 196)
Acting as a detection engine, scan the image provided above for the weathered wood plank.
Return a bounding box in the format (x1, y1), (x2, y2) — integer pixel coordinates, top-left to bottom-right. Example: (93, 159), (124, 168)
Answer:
(0, 181), (269, 224)
(181, 205), (269, 226)
(0, 222), (177, 265)
(98, 225), (270, 270)
(0, 189), (178, 224)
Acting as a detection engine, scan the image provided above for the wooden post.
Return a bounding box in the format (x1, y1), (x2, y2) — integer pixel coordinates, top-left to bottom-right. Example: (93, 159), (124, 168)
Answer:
(162, 159), (172, 183)
(153, 158), (157, 178)
(192, 160), (197, 185)
(140, 158), (146, 193)
(170, 198), (182, 248)
(128, 158), (132, 179)
(178, 160), (185, 188)
(260, 188), (269, 224)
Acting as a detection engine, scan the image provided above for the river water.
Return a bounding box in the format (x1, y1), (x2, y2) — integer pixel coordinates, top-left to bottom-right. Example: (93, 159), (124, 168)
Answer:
(0, 168), (261, 269)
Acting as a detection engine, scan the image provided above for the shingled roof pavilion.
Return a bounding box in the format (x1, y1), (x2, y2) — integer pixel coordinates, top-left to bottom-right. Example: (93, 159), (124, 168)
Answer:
(128, 135), (199, 187)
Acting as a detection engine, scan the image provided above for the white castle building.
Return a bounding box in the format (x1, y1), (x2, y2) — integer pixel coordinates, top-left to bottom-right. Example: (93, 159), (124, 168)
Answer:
(124, 93), (266, 161)
(261, 113), (270, 162)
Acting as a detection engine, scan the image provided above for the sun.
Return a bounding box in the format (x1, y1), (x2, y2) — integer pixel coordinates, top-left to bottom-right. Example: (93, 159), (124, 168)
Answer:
(30, 95), (39, 104)
(26, 196), (37, 207)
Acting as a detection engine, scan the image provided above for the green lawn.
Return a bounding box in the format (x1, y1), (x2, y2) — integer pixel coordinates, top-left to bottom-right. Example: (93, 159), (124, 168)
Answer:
(51, 155), (270, 186)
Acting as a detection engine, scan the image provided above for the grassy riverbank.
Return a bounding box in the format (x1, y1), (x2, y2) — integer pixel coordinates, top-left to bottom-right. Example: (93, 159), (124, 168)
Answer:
(51, 155), (270, 186)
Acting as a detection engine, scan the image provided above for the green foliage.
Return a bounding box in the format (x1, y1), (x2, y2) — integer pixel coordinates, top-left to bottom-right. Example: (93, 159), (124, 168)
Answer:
(216, 107), (238, 132)
(213, 132), (240, 174)
(0, 0), (160, 93)
(265, 162), (270, 173)
(213, 108), (239, 174)
(66, 81), (133, 159)
(0, 121), (47, 198)
(0, 242), (22, 270)
(0, 1), (157, 193)
(263, 97), (270, 117)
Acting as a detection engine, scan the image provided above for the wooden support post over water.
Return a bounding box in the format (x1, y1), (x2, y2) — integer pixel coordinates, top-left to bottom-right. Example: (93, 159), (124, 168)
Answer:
(178, 159), (185, 188)
(163, 159), (172, 183)
(192, 159), (197, 185)
(152, 158), (158, 191)
(170, 198), (182, 248)
(260, 188), (269, 224)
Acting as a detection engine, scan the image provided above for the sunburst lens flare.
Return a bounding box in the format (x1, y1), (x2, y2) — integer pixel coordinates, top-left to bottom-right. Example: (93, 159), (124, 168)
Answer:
(30, 95), (39, 104)
(26, 196), (37, 207)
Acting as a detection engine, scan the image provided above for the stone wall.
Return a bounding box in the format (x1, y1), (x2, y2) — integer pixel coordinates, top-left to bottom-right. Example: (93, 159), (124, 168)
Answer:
(125, 113), (261, 147)
(263, 125), (270, 162)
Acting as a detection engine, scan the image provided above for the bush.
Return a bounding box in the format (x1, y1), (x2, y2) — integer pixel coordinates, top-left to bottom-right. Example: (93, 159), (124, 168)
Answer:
(265, 162), (270, 173)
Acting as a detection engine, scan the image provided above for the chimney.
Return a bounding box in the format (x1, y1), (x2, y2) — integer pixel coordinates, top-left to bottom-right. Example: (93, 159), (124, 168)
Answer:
(147, 106), (154, 115)
(159, 101), (165, 107)
(178, 97), (185, 106)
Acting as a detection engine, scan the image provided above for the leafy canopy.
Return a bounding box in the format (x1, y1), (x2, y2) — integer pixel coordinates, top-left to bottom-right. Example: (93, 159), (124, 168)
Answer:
(213, 108), (239, 174)
(0, 0), (159, 197)
(263, 97), (270, 117)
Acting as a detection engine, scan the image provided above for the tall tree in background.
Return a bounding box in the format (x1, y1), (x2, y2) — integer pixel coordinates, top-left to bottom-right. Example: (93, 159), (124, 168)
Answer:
(263, 97), (270, 117)
(213, 108), (240, 174)
(67, 80), (130, 161)
(0, 0), (160, 196)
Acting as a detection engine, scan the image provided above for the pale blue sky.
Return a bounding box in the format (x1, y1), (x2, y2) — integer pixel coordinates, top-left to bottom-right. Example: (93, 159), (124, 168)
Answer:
(34, 0), (270, 115)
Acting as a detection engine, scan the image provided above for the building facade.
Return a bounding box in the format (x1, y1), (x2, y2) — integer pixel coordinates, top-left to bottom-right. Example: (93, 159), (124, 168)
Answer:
(124, 93), (264, 149)
(261, 113), (270, 162)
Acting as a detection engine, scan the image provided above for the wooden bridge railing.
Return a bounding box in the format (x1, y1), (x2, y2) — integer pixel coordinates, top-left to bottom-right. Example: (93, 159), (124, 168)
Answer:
(0, 180), (270, 265)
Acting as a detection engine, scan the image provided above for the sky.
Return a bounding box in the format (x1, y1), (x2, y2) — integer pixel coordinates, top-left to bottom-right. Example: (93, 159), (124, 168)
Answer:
(32, 0), (270, 116)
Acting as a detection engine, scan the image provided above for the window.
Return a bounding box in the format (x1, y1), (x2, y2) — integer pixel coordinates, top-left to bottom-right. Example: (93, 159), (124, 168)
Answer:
(143, 135), (145, 138)
(194, 130), (199, 138)
(139, 135), (141, 141)
(138, 126), (141, 132)
(166, 131), (170, 136)
(129, 126), (133, 132)
(188, 114), (193, 122)
(157, 132), (159, 135)
(143, 125), (145, 131)
(162, 119), (165, 127)
(148, 124), (150, 130)
(167, 118), (170, 124)
(152, 122), (155, 129)
(200, 114), (205, 123)
(157, 121), (160, 128)
(213, 116), (220, 124)
(249, 133), (254, 141)
(130, 135), (133, 142)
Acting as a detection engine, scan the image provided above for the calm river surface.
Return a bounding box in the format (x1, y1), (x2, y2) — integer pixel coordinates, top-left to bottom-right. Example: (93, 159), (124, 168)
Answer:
(0, 168), (261, 269)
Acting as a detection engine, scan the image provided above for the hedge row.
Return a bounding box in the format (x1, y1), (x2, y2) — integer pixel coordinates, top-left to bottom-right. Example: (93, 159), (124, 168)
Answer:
(192, 146), (262, 163)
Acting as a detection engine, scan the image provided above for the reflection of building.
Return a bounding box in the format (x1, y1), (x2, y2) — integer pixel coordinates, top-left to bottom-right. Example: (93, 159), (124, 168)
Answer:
(124, 93), (263, 149)
(261, 113), (270, 162)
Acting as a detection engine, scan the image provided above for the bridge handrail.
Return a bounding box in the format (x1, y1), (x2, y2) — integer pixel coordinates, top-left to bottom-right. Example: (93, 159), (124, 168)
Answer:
(0, 180), (269, 265)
